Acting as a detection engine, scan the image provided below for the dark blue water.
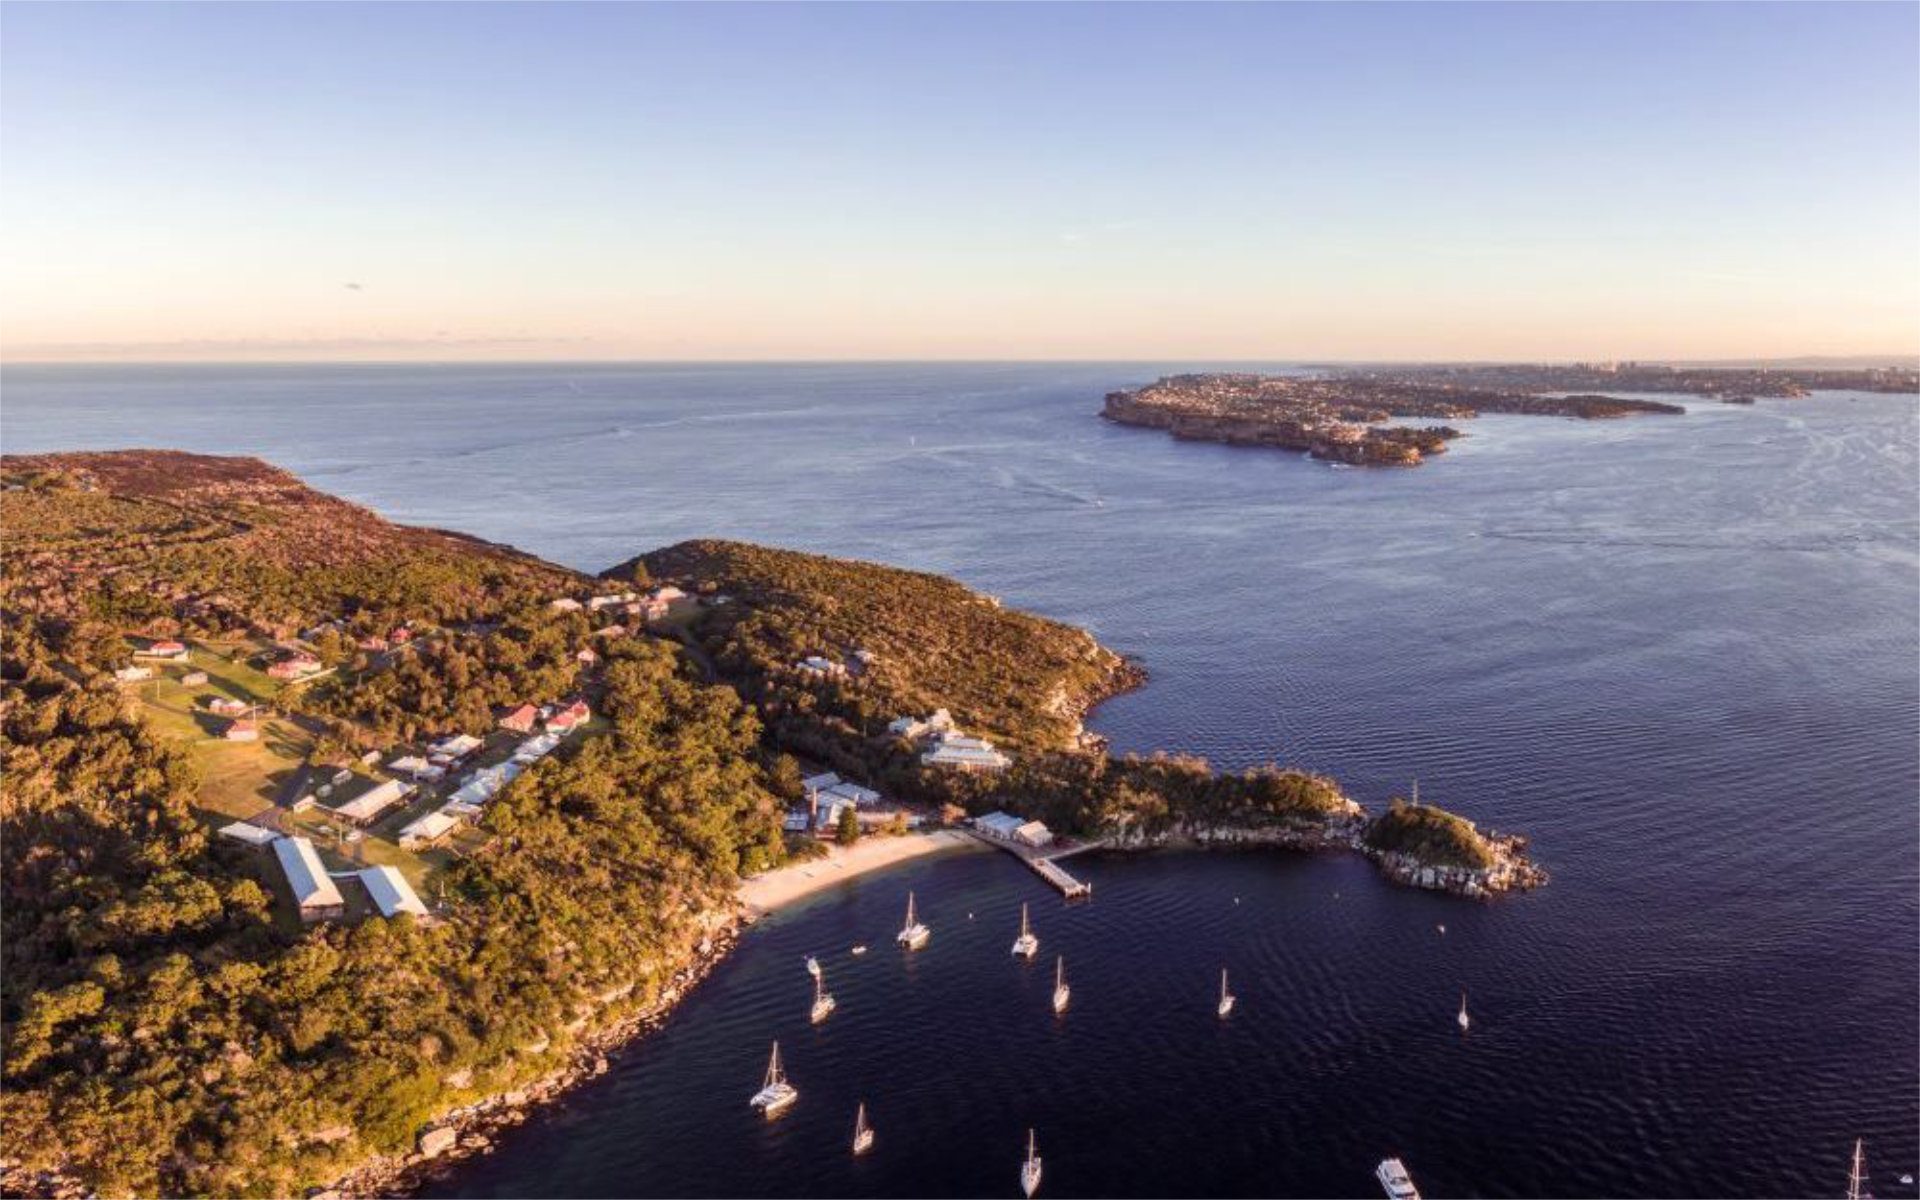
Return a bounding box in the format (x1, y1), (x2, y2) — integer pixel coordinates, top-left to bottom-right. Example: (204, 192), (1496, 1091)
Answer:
(4, 363), (1915, 1197)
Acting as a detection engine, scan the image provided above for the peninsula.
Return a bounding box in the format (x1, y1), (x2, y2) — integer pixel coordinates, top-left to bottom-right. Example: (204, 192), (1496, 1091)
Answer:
(0, 452), (1540, 1200)
(1102, 363), (1916, 466)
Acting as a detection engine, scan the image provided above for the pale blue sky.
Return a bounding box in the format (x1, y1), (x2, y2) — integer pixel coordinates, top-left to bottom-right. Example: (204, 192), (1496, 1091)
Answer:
(3, 2), (1915, 361)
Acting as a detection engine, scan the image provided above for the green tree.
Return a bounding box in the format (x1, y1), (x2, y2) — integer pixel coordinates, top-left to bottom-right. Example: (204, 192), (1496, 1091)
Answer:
(835, 804), (860, 846)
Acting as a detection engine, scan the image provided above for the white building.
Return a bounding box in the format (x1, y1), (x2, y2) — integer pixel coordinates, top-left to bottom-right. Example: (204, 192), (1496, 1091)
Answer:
(217, 821), (279, 847)
(975, 811), (1025, 840)
(398, 809), (462, 850)
(358, 865), (429, 919)
(329, 778), (413, 826)
(429, 733), (484, 759)
(1014, 820), (1054, 848)
(273, 836), (345, 922)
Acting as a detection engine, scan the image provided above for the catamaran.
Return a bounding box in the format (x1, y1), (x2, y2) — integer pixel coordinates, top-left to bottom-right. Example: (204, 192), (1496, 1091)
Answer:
(1217, 967), (1236, 1017)
(852, 1102), (875, 1156)
(1847, 1138), (1871, 1200)
(1376, 1157), (1422, 1200)
(1012, 902), (1039, 958)
(749, 1041), (798, 1117)
(897, 891), (930, 950)
(1051, 955), (1071, 1013)
(1457, 990), (1471, 1033)
(810, 967), (837, 1023)
(1021, 1128), (1043, 1198)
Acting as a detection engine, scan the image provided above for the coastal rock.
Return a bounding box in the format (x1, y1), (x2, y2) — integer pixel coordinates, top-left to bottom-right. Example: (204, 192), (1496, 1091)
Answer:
(417, 1127), (457, 1160)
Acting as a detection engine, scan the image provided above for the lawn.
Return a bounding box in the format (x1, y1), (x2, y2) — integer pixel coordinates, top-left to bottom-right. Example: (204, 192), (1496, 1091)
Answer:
(130, 643), (312, 821)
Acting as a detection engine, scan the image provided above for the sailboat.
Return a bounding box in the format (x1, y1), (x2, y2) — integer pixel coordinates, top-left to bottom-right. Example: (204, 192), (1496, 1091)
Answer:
(1457, 990), (1471, 1033)
(1847, 1138), (1871, 1200)
(897, 891), (930, 950)
(810, 967), (837, 1023)
(852, 1102), (875, 1156)
(805, 955), (821, 978)
(749, 1041), (798, 1116)
(1011, 902), (1039, 958)
(1217, 967), (1236, 1017)
(1021, 1128), (1043, 1198)
(1051, 955), (1071, 1014)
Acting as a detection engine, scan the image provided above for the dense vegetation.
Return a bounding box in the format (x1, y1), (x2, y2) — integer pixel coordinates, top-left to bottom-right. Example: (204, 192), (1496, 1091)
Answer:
(303, 608), (592, 742)
(0, 455), (785, 1197)
(1361, 799), (1496, 869)
(635, 539), (1136, 755)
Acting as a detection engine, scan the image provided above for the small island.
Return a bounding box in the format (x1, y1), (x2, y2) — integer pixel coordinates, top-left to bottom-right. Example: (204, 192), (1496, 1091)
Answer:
(0, 451), (1542, 1200)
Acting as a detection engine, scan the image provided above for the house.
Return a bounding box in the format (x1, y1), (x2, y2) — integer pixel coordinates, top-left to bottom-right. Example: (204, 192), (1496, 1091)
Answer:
(223, 718), (260, 742)
(783, 810), (813, 833)
(398, 809), (461, 850)
(801, 772), (842, 803)
(549, 597), (584, 613)
(357, 635), (390, 652)
(575, 647), (600, 666)
(591, 624), (628, 639)
(545, 698), (590, 735)
(922, 742), (1012, 771)
(922, 730), (1011, 772)
(823, 781), (882, 808)
(796, 655), (845, 677)
(387, 754), (433, 777)
(512, 732), (562, 763)
(497, 704), (539, 734)
(217, 821), (280, 847)
(112, 665), (154, 683)
(273, 837), (345, 922)
(888, 708), (955, 742)
(358, 865), (429, 919)
(208, 697), (248, 715)
(649, 586), (687, 603)
(428, 733), (484, 759)
(180, 670), (210, 687)
(587, 592), (637, 611)
(850, 649), (877, 674)
(267, 651), (323, 680)
(329, 778), (413, 825)
(1014, 821), (1054, 849)
(975, 811), (1025, 840)
(388, 626), (414, 645)
(135, 640), (189, 661)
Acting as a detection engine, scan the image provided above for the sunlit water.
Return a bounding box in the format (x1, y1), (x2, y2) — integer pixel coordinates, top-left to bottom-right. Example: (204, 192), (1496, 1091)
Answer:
(5, 363), (1915, 1197)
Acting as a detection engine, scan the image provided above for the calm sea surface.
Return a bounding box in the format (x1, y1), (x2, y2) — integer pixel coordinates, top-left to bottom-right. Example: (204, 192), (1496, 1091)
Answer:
(4, 363), (1916, 1198)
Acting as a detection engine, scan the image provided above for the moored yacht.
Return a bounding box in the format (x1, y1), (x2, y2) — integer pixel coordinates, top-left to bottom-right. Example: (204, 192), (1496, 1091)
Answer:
(1012, 902), (1038, 958)
(852, 1102), (875, 1155)
(1051, 955), (1071, 1014)
(810, 968), (836, 1023)
(897, 891), (930, 950)
(1217, 967), (1236, 1017)
(1457, 990), (1471, 1033)
(1376, 1157), (1421, 1200)
(749, 1041), (797, 1117)
(1021, 1128), (1043, 1198)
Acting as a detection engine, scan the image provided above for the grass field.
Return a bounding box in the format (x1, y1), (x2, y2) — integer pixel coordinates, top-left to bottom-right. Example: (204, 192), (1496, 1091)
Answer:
(130, 642), (312, 821)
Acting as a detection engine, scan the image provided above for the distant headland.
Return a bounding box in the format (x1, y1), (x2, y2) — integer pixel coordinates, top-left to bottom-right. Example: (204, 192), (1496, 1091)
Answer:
(1103, 364), (1919, 467)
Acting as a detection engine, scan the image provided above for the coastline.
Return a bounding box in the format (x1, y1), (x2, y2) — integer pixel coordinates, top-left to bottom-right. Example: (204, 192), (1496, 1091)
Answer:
(322, 829), (985, 1198)
(737, 829), (986, 919)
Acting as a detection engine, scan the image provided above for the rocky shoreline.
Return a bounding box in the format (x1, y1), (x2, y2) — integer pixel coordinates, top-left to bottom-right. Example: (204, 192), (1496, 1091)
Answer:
(1099, 812), (1546, 899)
(318, 919), (743, 1200)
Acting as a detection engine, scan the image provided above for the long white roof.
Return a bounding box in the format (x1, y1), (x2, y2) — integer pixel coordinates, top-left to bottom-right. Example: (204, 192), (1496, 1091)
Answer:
(398, 809), (461, 842)
(331, 778), (411, 822)
(358, 865), (429, 918)
(217, 821), (279, 846)
(273, 837), (344, 909)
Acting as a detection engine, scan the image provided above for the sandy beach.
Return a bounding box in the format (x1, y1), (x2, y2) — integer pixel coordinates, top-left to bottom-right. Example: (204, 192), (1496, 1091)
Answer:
(736, 829), (984, 918)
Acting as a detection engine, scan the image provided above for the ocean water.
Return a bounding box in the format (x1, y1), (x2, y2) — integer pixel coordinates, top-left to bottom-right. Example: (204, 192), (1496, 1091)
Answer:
(4, 362), (1915, 1197)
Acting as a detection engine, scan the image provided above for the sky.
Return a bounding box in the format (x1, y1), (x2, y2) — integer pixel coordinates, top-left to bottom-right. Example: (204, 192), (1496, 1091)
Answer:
(2, 2), (1916, 363)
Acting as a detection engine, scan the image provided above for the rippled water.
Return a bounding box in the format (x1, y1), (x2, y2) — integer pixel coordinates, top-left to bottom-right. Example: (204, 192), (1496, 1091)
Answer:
(4, 363), (1915, 1197)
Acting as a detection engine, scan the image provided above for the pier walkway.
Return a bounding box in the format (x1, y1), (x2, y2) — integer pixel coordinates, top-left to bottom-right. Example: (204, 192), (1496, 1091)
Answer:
(965, 828), (1105, 898)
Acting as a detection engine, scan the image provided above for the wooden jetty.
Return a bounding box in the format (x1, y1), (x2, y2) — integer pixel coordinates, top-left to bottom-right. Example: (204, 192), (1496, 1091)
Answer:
(965, 828), (1101, 898)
